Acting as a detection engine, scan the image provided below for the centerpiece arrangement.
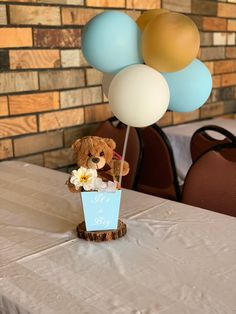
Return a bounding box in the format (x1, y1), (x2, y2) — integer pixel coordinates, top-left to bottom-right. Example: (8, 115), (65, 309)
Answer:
(66, 7), (212, 241)
(67, 136), (129, 241)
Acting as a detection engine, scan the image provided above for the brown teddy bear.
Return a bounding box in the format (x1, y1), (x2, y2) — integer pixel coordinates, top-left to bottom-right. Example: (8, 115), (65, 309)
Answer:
(67, 136), (129, 192)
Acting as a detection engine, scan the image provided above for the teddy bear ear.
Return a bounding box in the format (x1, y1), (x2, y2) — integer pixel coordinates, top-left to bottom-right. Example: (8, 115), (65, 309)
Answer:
(72, 139), (81, 151)
(104, 138), (116, 150)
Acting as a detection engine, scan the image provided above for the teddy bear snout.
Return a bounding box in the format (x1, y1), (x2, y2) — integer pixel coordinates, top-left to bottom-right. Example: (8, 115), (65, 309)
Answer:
(87, 155), (106, 170)
(92, 157), (100, 163)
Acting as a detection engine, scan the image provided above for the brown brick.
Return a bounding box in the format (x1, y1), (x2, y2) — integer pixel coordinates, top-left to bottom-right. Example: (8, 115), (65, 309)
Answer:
(0, 139), (13, 159)
(38, 0), (84, 4)
(64, 125), (96, 147)
(44, 148), (75, 169)
(211, 89), (220, 102)
(0, 28), (32, 48)
(223, 100), (236, 114)
(127, 0), (160, 9)
(0, 5), (7, 25)
(227, 33), (235, 45)
(212, 75), (221, 88)
(218, 3), (236, 18)
(10, 50), (60, 70)
(9, 5), (60, 25)
(1, 0), (84, 5)
(226, 47), (236, 58)
(85, 104), (113, 124)
(213, 32), (227, 46)
(34, 29), (81, 48)
(0, 115), (37, 138)
(173, 110), (199, 125)
(61, 49), (88, 68)
(0, 96), (8, 116)
(200, 102), (224, 119)
(9, 92), (59, 115)
(86, 0), (125, 7)
(0, 0), (84, 3)
(219, 87), (235, 101)
(192, 0), (217, 16)
(218, 114), (236, 120)
(86, 69), (103, 85)
(222, 73), (236, 87)
(156, 111), (172, 127)
(14, 131), (63, 156)
(60, 89), (82, 108)
(0, 71), (38, 94)
(39, 108), (84, 131)
(204, 61), (214, 74)
(63, 0), (84, 4)
(214, 60), (236, 74)
(189, 16), (203, 30)
(202, 17), (227, 31)
(200, 47), (225, 61)
(0, 50), (9, 70)
(19, 154), (43, 166)
(60, 87), (102, 108)
(200, 32), (213, 46)
(123, 10), (141, 21)
(81, 87), (103, 106)
(39, 69), (85, 91)
(228, 19), (236, 31)
(162, 0), (190, 13)
(206, 94), (212, 104)
(62, 8), (102, 25)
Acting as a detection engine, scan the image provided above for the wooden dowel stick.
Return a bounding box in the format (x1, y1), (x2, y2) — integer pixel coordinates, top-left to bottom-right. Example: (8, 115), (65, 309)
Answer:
(119, 125), (130, 187)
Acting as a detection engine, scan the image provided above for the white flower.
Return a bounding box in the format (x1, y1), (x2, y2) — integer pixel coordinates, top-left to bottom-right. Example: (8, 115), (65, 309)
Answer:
(106, 181), (117, 192)
(70, 167), (97, 191)
(95, 179), (117, 192)
(94, 177), (107, 191)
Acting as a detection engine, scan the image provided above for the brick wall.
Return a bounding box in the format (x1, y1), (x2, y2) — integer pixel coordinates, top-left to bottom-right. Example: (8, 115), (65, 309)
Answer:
(0, 0), (235, 171)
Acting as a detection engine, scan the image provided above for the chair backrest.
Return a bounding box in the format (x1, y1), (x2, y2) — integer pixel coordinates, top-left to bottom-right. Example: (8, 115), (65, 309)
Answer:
(182, 143), (236, 216)
(137, 124), (181, 201)
(94, 118), (143, 190)
(191, 124), (236, 162)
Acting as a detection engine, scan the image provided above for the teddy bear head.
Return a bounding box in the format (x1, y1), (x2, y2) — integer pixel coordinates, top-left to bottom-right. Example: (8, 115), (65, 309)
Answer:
(72, 136), (116, 170)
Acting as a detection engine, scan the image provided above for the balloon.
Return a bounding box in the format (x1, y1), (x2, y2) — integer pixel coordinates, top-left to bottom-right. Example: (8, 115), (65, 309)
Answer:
(108, 64), (170, 128)
(162, 59), (212, 112)
(82, 11), (143, 73)
(142, 12), (200, 72)
(102, 73), (115, 98)
(136, 9), (169, 32)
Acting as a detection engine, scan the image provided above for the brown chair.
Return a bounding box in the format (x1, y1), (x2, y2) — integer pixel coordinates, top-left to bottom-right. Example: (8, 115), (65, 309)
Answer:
(94, 117), (143, 190)
(136, 124), (181, 201)
(182, 143), (236, 216)
(191, 125), (236, 162)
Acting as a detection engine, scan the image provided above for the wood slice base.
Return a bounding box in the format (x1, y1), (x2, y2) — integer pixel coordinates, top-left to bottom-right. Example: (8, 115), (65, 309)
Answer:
(77, 220), (126, 242)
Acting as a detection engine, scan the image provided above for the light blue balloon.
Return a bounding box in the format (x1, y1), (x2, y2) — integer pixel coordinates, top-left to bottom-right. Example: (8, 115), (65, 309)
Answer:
(82, 11), (143, 73)
(162, 59), (212, 112)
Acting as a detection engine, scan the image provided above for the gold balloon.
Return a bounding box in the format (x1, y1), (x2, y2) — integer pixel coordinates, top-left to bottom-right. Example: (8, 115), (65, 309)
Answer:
(136, 9), (169, 32)
(142, 12), (200, 72)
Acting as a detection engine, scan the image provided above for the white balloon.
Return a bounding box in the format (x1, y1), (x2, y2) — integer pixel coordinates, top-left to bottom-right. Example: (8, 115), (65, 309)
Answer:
(108, 64), (170, 127)
(102, 73), (115, 98)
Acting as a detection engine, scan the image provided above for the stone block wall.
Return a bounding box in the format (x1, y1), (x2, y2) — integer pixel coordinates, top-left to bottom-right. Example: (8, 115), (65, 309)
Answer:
(0, 0), (235, 170)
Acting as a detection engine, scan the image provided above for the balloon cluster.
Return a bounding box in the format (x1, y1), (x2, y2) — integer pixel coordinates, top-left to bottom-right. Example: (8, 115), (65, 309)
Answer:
(82, 10), (212, 128)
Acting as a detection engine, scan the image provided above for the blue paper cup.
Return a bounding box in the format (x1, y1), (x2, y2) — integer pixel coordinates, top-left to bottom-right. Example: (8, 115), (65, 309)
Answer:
(81, 190), (122, 231)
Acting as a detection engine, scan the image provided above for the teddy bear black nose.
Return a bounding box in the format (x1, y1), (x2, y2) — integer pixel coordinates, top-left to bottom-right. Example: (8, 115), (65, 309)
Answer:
(92, 157), (100, 163)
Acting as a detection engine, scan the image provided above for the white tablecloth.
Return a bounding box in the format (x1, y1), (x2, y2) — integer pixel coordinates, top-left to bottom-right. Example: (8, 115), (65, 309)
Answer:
(0, 161), (236, 314)
(163, 118), (236, 184)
